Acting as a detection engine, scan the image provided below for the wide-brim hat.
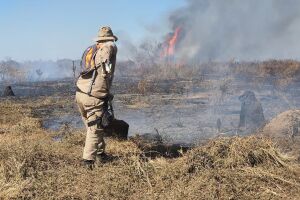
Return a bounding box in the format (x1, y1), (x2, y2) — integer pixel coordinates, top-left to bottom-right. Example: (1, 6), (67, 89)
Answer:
(94, 26), (118, 42)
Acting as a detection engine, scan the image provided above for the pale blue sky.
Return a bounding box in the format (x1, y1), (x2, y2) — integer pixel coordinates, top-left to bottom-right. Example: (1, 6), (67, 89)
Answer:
(0, 0), (186, 61)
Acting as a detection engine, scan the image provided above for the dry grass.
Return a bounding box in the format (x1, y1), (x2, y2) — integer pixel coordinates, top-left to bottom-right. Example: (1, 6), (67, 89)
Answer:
(260, 109), (300, 162)
(0, 98), (300, 200)
(116, 60), (300, 98)
(231, 59), (300, 89)
(229, 59), (300, 77)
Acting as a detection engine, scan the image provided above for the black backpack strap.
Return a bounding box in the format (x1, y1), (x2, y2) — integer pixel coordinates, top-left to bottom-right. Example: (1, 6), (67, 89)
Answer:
(87, 69), (97, 95)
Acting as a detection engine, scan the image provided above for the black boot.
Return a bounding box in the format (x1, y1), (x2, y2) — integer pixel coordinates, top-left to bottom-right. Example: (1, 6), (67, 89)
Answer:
(81, 159), (95, 170)
(96, 152), (111, 164)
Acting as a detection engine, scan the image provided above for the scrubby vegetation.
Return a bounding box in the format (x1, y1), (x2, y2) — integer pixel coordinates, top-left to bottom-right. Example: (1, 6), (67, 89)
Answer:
(0, 97), (300, 200)
(118, 59), (300, 79)
(115, 59), (300, 96)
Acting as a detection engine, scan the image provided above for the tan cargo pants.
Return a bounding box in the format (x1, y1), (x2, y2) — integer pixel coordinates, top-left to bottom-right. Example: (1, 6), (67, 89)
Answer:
(76, 92), (106, 161)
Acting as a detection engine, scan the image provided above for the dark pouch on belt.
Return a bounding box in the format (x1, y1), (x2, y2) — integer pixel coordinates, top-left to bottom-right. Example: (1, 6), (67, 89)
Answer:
(101, 110), (114, 128)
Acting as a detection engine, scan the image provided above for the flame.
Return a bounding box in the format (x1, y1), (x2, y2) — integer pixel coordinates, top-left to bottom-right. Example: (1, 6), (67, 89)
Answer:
(161, 27), (181, 58)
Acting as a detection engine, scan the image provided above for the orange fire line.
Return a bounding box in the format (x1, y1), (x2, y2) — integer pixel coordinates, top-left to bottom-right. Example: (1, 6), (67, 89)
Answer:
(167, 27), (181, 56)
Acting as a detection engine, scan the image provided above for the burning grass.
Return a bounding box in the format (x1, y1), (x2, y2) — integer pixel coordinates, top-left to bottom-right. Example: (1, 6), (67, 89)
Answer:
(0, 98), (300, 199)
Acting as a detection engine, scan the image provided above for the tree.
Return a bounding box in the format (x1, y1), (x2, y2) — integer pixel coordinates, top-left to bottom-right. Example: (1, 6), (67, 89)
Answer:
(134, 40), (160, 67)
(72, 60), (77, 82)
(36, 69), (43, 80)
(0, 58), (27, 83)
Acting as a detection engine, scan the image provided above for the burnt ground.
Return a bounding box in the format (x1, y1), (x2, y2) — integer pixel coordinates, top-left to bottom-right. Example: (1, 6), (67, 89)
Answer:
(1, 62), (300, 199)
(1, 73), (300, 145)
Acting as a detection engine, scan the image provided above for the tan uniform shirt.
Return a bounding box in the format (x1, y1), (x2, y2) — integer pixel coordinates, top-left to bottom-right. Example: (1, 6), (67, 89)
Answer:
(77, 41), (117, 98)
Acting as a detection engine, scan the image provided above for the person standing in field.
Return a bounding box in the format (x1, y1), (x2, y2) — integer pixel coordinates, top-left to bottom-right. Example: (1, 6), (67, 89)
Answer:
(76, 26), (118, 169)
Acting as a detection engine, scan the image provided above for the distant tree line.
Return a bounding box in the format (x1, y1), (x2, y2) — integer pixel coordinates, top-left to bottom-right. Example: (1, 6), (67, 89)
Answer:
(0, 58), (81, 83)
(0, 58), (26, 83)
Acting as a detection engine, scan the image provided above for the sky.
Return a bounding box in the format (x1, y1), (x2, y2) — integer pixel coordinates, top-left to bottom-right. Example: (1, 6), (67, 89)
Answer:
(0, 0), (186, 61)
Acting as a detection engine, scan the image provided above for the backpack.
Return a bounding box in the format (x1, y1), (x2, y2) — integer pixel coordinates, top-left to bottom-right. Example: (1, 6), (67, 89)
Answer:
(80, 44), (98, 76)
(77, 44), (99, 95)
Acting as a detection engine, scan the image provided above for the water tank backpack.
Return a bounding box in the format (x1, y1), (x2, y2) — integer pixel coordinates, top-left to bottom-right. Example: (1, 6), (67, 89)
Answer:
(78, 44), (111, 96)
(80, 44), (98, 76)
(77, 44), (99, 95)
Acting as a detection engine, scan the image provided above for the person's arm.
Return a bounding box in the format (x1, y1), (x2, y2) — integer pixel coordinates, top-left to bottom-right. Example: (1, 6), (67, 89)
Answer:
(95, 44), (115, 89)
(97, 45), (114, 66)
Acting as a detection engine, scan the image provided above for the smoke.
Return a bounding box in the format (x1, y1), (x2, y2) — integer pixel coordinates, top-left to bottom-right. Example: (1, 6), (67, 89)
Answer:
(0, 58), (79, 82)
(24, 59), (79, 81)
(169, 0), (300, 62)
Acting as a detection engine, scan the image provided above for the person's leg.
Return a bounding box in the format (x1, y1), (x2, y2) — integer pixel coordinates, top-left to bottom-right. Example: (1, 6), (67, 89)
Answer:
(76, 92), (106, 161)
(82, 109), (106, 160)
(97, 126), (106, 155)
(75, 92), (88, 128)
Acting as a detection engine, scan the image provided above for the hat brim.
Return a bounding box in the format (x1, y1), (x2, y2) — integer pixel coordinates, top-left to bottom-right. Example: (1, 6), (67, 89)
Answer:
(94, 36), (118, 42)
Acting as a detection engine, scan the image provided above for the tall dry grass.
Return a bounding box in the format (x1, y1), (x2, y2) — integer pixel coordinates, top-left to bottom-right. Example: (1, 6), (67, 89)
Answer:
(0, 97), (300, 199)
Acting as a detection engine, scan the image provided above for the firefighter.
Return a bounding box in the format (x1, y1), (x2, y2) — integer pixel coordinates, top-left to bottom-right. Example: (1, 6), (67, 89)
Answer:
(76, 26), (118, 169)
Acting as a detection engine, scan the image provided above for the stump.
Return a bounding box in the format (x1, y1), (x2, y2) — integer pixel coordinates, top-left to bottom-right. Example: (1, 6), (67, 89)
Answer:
(3, 86), (15, 97)
(238, 91), (265, 133)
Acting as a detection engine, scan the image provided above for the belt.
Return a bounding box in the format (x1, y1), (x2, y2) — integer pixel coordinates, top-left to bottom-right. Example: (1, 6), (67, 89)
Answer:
(76, 86), (110, 101)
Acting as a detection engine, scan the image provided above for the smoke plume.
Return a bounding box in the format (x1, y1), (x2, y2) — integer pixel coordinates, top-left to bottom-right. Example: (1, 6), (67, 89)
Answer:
(168, 0), (300, 62)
